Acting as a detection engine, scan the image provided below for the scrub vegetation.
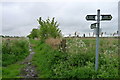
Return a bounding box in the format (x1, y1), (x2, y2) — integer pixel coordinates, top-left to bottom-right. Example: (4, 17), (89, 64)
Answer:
(2, 38), (29, 78)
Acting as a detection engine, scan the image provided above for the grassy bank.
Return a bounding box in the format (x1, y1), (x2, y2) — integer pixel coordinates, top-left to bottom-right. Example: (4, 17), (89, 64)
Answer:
(2, 63), (26, 78)
(31, 38), (119, 78)
(2, 38), (29, 78)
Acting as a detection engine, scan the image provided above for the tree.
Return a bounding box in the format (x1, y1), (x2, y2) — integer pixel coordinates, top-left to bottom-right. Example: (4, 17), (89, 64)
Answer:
(74, 31), (77, 37)
(83, 34), (85, 37)
(101, 32), (103, 37)
(37, 17), (62, 40)
(117, 31), (119, 34)
(27, 28), (39, 39)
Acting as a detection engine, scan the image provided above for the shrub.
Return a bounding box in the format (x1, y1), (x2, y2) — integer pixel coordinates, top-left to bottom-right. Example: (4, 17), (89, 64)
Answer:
(2, 38), (29, 67)
(37, 17), (62, 40)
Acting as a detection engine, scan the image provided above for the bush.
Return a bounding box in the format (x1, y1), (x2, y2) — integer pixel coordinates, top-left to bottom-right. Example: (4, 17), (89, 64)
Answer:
(2, 38), (29, 67)
(37, 17), (62, 40)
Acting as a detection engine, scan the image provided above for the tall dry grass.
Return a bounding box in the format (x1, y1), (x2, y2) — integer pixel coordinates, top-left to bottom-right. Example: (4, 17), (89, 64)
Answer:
(45, 37), (62, 49)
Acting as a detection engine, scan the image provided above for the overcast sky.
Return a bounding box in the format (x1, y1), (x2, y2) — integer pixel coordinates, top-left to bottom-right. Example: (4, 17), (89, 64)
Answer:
(1, 0), (119, 37)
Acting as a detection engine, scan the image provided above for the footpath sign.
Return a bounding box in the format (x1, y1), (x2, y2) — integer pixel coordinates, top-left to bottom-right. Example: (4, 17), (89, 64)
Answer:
(90, 23), (97, 29)
(101, 15), (112, 20)
(86, 9), (112, 71)
(86, 15), (96, 21)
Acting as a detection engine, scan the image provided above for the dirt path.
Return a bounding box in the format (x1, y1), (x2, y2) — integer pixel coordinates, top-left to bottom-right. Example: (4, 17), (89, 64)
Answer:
(20, 45), (38, 78)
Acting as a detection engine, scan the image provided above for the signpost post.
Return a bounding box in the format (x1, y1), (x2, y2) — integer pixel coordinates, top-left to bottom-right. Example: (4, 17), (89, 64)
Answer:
(85, 9), (112, 71)
(95, 9), (100, 71)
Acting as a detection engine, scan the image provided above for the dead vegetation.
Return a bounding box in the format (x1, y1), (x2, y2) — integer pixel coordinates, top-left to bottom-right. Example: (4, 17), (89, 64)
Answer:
(45, 37), (67, 52)
(45, 37), (62, 49)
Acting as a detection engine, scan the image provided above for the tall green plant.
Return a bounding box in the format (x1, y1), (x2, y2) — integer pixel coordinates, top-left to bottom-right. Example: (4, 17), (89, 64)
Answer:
(37, 17), (62, 40)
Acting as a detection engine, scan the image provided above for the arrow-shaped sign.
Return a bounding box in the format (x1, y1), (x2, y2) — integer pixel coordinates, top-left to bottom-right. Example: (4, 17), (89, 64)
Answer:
(86, 15), (96, 21)
(101, 15), (112, 20)
(90, 23), (97, 29)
